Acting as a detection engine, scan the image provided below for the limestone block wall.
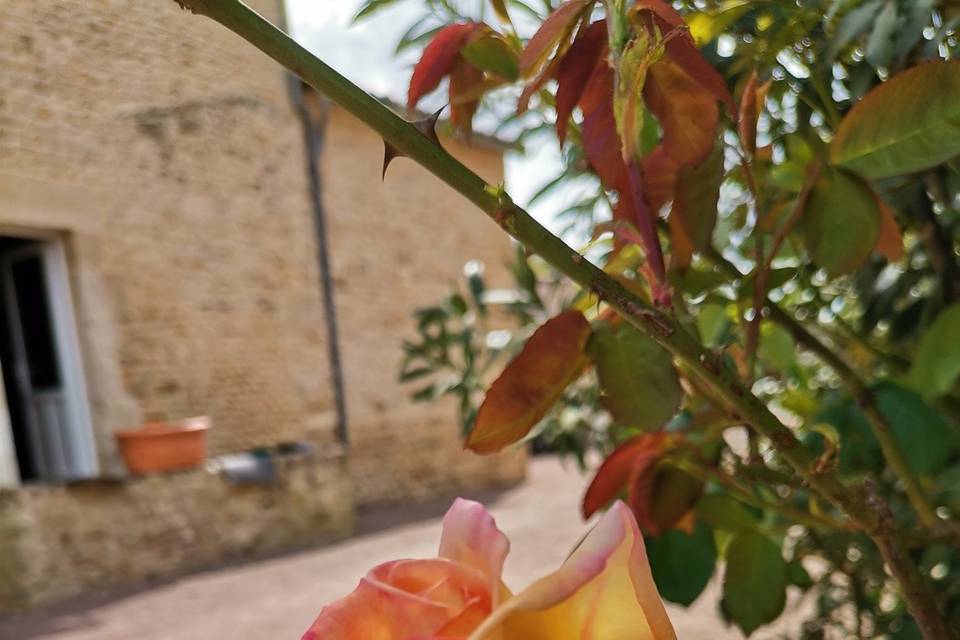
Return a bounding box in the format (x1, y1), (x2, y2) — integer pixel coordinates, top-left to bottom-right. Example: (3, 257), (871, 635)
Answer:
(0, 1), (526, 613)
(0, 449), (353, 613)
(0, 0), (337, 467)
(321, 108), (527, 506)
(0, 0), (525, 499)
(0, 0), (366, 611)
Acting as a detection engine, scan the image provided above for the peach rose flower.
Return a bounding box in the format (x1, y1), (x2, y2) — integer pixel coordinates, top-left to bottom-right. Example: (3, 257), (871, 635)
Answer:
(302, 498), (676, 640)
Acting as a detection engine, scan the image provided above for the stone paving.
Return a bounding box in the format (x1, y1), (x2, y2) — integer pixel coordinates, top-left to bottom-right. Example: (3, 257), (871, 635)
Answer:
(0, 456), (810, 639)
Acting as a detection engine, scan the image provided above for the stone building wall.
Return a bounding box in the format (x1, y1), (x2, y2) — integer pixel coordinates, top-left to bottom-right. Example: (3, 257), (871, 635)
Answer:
(0, 449), (352, 612)
(320, 108), (526, 506)
(0, 0), (337, 465)
(0, 0), (526, 611)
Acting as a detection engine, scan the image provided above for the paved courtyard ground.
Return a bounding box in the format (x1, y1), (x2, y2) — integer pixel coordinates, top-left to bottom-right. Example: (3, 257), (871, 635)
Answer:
(1, 455), (810, 639)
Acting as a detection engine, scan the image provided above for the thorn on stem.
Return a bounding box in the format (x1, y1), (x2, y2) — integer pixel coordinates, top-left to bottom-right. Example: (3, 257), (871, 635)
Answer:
(382, 142), (404, 179)
(172, 0), (204, 14)
(384, 108), (445, 178)
(412, 107), (444, 145)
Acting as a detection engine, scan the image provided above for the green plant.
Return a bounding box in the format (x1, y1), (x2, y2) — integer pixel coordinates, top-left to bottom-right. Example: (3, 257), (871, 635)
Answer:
(171, 1), (960, 636)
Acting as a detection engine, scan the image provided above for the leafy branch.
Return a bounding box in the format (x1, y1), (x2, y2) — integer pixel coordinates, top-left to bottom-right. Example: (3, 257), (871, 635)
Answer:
(169, 1), (955, 636)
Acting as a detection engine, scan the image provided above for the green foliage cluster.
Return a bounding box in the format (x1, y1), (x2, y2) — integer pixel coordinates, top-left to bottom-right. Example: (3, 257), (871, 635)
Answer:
(380, 0), (960, 636)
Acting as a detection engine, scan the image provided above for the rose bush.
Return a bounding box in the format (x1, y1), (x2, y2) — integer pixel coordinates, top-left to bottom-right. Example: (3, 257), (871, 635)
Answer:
(302, 498), (675, 640)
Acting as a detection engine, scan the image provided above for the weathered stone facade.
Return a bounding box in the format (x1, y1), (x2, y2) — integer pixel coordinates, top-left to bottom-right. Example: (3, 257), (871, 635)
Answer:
(0, 0), (525, 611)
(320, 107), (527, 506)
(0, 448), (353, 611)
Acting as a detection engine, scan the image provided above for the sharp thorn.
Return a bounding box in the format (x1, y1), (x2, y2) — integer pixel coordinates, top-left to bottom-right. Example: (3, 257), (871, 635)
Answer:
(412, 107), (444, 145)
(382, 141), (405, 180)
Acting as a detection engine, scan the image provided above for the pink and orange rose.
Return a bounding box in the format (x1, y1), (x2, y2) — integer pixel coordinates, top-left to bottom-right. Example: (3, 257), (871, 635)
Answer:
(303, 498), (676, 640)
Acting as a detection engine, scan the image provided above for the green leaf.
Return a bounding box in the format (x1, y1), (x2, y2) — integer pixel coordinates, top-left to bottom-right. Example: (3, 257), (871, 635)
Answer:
(461, 33), (519, 80)
(865, 1), (897, 69)
(759, 322), (795, 371)
(412, 384), (438, 401)
(396, 19), (442, 55)
(935, 464), (960, 511)
(722, 531), (787, 636)
(786, 559), (814, 590)
(827, 0), (882, 60)
(697, 303), (728, 348)
(687, 2), (752, 46)
(400, 366), (434, 381)
(872, 382), (960, 475)
(799, 168), (879, 277)
(673, 142), (723, 253)
(468, 271), (487, 313)
(613, 27), (665, 161)
(447, 292), (468, 316)
(647, 520), (717, 606)
(892, 620), (924, 640)
(696, 493), (758, 533)
(491, 0), (511, 22)
(673, 268), (728, 297)
(820, 382), (960, 476)
(831, 61), (960, 179)
(588, 324), (682, 430)
(909, 304), (960, 398)
(769, 161), (806, 193)
(353, 0), (402, 22)
(815, 397), (884, 475)
(893, 0), (934, 63)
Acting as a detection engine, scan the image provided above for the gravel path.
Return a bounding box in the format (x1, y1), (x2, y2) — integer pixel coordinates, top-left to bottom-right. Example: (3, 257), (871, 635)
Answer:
(0, 456), (809, 639)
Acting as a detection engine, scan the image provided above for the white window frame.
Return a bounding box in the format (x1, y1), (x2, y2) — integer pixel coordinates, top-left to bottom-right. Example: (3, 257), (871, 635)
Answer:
(0, 233), (98, 485)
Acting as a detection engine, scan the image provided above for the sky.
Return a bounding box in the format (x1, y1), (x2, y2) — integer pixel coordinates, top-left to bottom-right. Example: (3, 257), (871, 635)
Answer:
(285, 0), (567, 234)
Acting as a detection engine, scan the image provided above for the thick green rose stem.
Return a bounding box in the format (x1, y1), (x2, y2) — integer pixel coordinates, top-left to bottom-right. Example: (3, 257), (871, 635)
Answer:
(169, 2), (954, 636)
(705, 247), (941, 530)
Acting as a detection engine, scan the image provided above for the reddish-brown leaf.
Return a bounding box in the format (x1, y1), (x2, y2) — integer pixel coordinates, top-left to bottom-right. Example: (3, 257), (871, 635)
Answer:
(582, 432), (668, 518)
(620, 159), (669, 299)
(642, 145), (679, 215)
(873, 195), (905, 261)
(578, 59), (669, 300)
(634, 0), (685, 28)
(629, 464), (705, 536)
(408, 23), (482, 109)
(580, 59), (626, 190)
(613, 185), (671, 306)
(634, 1), (734, 112)
(668, 211), (695, 271)
(466, 311), (591, 455)
(644, 58), (719, 167)
(555, 20), (608, 144)
(518, 0), (595, 78)
(449, 58), (484, 133)
(518, 47), (563, 113)
(738, 71), (759, 156)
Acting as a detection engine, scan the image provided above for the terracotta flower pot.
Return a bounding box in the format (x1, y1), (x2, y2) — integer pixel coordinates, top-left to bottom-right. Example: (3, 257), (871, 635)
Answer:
(115, 417), (210, 475)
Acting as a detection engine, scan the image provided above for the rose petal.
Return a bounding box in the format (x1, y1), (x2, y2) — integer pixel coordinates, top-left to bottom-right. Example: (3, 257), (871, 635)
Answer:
(467, 502), (676, 640)
(303, 558), (492, 640)
(438, 498), (511, 605)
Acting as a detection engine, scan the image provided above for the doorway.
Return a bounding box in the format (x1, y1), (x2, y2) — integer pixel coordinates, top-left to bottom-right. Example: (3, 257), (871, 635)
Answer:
(0, 235), (97, 482)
